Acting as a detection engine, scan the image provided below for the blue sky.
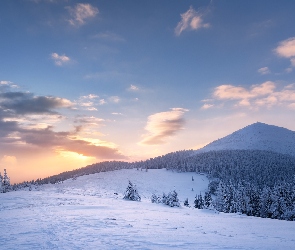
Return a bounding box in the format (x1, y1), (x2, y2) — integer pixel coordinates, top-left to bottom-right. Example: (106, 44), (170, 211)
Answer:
(1, 0), (295, 182)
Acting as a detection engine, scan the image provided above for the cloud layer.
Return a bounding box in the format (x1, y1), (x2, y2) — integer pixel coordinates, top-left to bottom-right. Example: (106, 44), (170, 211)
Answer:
(0, 82), (125, 161)
(140, 108), (188, 145)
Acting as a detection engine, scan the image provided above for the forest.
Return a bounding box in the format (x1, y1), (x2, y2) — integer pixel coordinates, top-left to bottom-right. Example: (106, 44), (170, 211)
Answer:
(6, 149), (295, 221)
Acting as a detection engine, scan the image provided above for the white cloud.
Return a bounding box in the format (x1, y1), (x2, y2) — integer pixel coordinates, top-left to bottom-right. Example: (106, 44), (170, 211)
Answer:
(76, 94), (102, 110)
(128, 84), (139, 91)
(99, 99), (106, 105)
(82, 94), (99, 99)
(0, 81), (12, 85)
(67, 3), (98, 27)
(214, 81), (275, 100)
(109, 96), (120, 103)
(258, 67), (270, 75)
(201, 103), (214, 110)
(274, 37), (295, 58)
(51, 52), (70, 66)
(175, 6), (210, 36)
(0, 80), (18, 89)
(274, 37), (295, 71)
(140, 108), (189, 145)
(212, 81), (295, 109)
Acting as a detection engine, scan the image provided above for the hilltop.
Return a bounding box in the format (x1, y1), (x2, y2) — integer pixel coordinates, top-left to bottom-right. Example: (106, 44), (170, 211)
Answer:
(198, 122), (295, 157)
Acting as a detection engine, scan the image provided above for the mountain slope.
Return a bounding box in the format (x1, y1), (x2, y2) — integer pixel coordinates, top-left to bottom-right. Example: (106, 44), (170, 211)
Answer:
(198, 122), (295, 156)
(2, 169), (295, 250)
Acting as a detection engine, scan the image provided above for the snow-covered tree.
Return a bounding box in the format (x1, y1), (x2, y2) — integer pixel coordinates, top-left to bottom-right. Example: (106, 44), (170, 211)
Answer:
(162, 190), (180, 207)
(204, 191), (213, 208)
(2, 169), (11, 193)
(151, 193), (161, 203)
(0, 172), (3, 193)
(184, 198), (189, 207)
(194, 193), (204, 209)
(123, 181), (141, 201)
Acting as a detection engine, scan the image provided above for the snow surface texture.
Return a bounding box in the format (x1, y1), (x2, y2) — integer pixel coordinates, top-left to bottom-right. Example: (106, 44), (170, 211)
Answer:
(1, 169), (295, 249)
(198, 122), (295, 156)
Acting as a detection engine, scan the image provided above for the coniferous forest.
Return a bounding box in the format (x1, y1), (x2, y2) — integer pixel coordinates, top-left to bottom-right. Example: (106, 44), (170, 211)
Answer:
(6, 149), (295, 221)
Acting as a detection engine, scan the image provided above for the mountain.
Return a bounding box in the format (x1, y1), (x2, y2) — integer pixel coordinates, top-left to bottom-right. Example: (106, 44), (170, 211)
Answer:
(198, 122), (295, 157)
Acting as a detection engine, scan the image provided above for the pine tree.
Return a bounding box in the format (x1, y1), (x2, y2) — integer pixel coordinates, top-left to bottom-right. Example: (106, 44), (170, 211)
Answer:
(194, 193), (204, 209)
(184, 198), (189, 207)
(162, 190), (180, 207)
(151, 194), (161, 203)
(2, 169), (10, 193)
(123, 181), (141, 201)
(204, 191), (213, 208)
(0, 172), (3, 193)
(214, 181), (226, 211)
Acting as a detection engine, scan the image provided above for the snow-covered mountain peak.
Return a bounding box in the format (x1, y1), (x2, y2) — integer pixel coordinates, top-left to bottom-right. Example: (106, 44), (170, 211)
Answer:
(198, 122), (295, 156)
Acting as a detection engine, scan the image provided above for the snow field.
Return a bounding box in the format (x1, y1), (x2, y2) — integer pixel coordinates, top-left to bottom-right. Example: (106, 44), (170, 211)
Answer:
(1, 169), (295, 249)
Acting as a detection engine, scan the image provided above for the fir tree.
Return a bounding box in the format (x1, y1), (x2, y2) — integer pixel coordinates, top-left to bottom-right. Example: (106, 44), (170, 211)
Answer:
(151, 194), (161, 203)
(2, 169), (10, 193)
(194, 193), (204, 209)
(162, 190), (180, 207)
(123, 181), (141, 201)
(184, 198), (189, 207)
(204, 191), (213, 208)
(0, 172), (3, 193)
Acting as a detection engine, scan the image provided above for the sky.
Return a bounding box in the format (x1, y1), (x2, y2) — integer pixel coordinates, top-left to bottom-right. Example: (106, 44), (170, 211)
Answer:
(1, 0), (295, 183)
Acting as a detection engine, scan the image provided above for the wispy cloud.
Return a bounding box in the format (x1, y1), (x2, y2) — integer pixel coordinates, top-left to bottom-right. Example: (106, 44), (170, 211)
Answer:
(258, 67), (270, 75)
(175, 6), (210, 36)
(67, 3), (98, 27)
(109, 96), (120, 103)
(0, 81), (18, 90)
(201, 103), (214, 110)
(128, 84), (139, 91)
(74, 116), (104, 126)
(212, 81), (295, 109)
(93, 31), (125, 42)
(51, 52), (71, 66)
(140, 108), (188, 145)
(76, 94), (100, 111)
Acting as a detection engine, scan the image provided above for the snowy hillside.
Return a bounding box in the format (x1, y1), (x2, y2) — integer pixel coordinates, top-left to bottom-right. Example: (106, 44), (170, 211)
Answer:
(198, 122), (295, 156)
(1, 169), (295, 250)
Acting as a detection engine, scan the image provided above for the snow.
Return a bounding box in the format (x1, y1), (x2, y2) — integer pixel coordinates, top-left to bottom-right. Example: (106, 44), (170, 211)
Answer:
(1, 168), (295, 249)
(198, 122), (295, 157)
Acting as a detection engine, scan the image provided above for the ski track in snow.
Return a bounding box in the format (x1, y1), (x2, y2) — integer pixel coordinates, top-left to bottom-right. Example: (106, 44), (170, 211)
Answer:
(1, 169), (295, 250)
